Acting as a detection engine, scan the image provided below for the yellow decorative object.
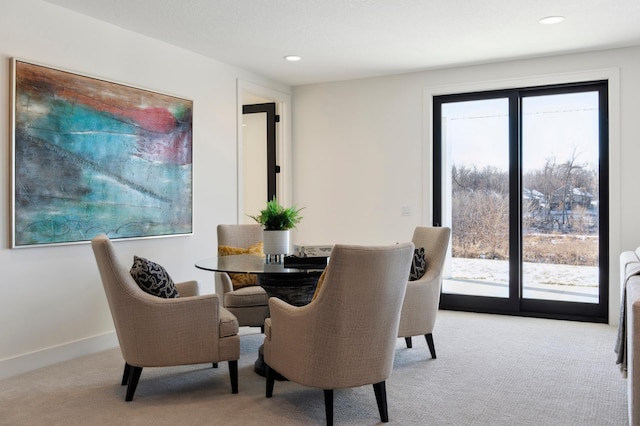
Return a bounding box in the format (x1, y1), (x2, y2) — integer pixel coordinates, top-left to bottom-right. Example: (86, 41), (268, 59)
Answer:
(311, 268), (327, 302)
(218, 242), (263, 289)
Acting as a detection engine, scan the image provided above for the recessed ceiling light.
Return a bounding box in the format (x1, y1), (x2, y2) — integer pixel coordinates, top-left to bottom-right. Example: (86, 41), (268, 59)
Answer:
(285, 55), (301, 62)
(539, 16), (565, 25)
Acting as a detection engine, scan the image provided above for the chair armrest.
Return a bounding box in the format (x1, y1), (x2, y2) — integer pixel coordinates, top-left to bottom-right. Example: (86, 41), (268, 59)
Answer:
(419, 266), (442, 283)
(269, 297), (312, 333)
(126, 293), (227, 366)
(270, 294), (306, 312)
(215, 272), (234, 295)
(407, 274), (440, 290)
(405, 276), (441, 307)
(265, 297), (319, 376)
(398, 275), (441, 337)
(267, 297), (316, 347)
(176, 280), (199, 297)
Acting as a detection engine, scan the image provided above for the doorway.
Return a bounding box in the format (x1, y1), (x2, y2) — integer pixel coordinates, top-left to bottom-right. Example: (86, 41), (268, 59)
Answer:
(241, 102), (278, 222)
(433, 81), (609, 322)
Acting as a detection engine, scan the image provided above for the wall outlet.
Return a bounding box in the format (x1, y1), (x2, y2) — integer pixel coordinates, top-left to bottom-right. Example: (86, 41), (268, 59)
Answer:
(401, 205), (411, 216)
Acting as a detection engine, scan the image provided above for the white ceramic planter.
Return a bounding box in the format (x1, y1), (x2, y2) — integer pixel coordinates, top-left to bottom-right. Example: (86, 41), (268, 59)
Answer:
(263, 229), (290, 258)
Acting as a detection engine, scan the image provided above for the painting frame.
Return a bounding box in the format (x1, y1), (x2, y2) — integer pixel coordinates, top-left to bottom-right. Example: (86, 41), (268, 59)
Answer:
(11, 58), (193, 248)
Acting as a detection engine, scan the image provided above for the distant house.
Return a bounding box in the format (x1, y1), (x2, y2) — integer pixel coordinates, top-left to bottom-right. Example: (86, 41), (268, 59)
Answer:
(523, 188), (546, 209)
(548, 185), (593, 211)
(572, 187), (593, 208)
(523, 186), (595, 212)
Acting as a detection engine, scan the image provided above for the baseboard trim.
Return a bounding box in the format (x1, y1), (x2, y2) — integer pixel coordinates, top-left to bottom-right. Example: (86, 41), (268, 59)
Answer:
(0, 332), (118, 380)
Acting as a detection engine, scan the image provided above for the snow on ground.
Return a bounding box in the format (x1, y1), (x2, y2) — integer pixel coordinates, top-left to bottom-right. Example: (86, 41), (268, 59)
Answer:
(445, 257), (599, 303)
(449, 257), (598, 286)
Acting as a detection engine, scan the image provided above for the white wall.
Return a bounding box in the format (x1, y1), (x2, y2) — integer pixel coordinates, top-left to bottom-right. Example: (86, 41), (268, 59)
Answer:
(0, 0), (290, 378)
(291, 46), (640, 326)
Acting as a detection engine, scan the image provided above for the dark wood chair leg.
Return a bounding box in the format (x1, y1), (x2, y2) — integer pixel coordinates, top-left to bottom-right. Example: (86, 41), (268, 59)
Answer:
(404, 337), (413, 348)
(121, 363), (131, 385)
(425, 333), (436, 359)
(228, 360), (238, 394)
(261, 325), (265, 334)
(125, 366), (143, 402)
(265, 365), (275, 398)
(212, 362), (218, 368)
(323, 389), (334, 426)
(373, 381), (389, 422)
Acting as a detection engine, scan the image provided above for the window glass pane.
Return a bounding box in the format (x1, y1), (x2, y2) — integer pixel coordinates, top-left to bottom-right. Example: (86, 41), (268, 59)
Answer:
(521, 92), (600, 303)
(441, 98), (510, 298)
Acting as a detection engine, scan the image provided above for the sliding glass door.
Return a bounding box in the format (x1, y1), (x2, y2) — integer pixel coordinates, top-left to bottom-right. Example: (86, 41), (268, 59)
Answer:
(433, 82), (608, 322)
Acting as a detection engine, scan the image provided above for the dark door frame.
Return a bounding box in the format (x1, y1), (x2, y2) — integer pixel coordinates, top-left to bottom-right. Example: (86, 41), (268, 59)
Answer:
(242, 102), (278, 201)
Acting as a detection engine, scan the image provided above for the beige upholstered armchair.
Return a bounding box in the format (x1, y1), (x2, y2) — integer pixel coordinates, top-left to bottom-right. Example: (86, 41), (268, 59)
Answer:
(216, 224), (270, 331)
(398, 226), (451, 358)
(263, 242), (415, 425)
(91, 234), (240, 401)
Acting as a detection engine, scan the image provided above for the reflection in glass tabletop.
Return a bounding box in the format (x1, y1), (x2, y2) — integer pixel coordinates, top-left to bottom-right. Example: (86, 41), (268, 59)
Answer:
(195, 254), (325, 307)
(194, 254), (325, 275)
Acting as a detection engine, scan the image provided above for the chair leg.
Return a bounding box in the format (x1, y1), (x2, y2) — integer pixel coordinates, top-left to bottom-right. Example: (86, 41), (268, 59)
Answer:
(265, 365), (275, 398)
(404, 337), (412, 348)
(125, 366), (143, 402)
(121, 363), (131, 385)
(228, 360), (238, 394)
(323, 389), (334, 426)
(373, 381), (389, 423)
(212, 363), (218, 368)
(425, 333), (436, 359)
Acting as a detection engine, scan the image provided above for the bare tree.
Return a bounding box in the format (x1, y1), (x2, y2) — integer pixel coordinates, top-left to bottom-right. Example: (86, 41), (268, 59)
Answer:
(452, 151), (598, 264)
(522, 148), (595, 232)
(452, 165), (509, 259)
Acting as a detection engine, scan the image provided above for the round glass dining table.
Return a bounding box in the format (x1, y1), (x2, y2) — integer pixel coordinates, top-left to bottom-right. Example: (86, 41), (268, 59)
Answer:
(195, 254), (326, 378)
(195, 254), (326, 307)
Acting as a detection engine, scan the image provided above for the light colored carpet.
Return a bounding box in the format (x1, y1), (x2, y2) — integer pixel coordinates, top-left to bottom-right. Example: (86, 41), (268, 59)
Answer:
(0, 311), (627, 425)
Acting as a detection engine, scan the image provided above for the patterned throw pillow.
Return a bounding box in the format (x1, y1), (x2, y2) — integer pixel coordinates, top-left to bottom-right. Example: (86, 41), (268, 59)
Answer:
(409, 247), (427, 281)
(130, 255), (179, 298)
(218, 242), (263, 290)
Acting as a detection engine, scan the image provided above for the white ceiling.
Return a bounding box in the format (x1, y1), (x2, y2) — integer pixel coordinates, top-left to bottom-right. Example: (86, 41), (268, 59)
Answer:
(44, 0), (640, 86)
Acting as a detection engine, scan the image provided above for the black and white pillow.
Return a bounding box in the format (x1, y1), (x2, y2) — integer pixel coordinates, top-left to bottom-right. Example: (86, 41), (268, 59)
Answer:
(409, 247), (427, 281)
(130, 255), (179, 298)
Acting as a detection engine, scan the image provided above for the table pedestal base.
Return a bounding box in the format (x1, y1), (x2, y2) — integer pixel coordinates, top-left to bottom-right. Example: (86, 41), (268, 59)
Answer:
(258, 272), (322, 307)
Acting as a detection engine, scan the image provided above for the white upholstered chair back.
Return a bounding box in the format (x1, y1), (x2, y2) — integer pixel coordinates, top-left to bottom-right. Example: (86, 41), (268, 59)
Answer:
(397, 226), (451, 358)
(215, 224), (270, 329)
(263, 242), (414, 423)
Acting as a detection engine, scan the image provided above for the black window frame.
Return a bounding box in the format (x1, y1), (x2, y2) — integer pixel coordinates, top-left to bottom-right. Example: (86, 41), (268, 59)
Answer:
(433, 81), (609, 323)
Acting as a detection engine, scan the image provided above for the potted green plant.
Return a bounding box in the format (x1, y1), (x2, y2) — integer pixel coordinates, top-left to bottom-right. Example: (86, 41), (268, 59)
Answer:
(249, 197), (303, 260)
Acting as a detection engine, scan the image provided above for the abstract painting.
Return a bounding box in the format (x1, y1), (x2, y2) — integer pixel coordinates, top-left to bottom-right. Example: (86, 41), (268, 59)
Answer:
(12, 59), (193, 247)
